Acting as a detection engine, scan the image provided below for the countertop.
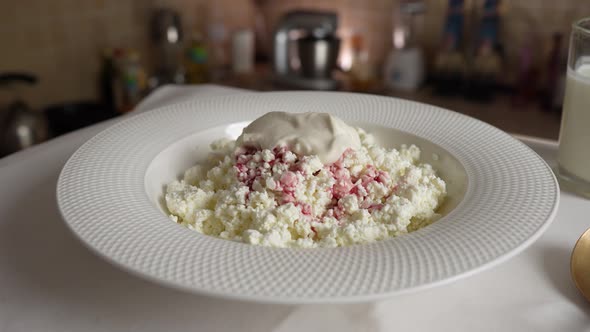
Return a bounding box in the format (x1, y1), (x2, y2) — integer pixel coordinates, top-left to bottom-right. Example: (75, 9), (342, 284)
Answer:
(217, 65), (562, 140)
(0, 85), (587, 332)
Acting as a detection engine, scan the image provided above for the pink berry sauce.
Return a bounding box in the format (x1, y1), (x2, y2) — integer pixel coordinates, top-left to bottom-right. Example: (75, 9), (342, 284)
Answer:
(233, 146), (397, 223)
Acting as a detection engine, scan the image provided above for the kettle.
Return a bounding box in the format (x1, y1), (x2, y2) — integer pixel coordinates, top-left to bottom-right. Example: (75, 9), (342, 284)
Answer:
(0, 73), (48, 158)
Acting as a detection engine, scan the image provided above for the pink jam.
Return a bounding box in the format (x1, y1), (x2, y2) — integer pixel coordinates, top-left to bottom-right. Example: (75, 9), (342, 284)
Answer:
(233, 146), (397, 222)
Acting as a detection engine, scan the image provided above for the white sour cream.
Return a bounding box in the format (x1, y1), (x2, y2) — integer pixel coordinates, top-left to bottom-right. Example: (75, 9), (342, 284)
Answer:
(236, 112), (361, 164)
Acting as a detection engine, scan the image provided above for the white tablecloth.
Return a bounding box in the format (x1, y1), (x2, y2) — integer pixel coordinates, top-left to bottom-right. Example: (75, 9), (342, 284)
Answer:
(1, 85), (589, 332)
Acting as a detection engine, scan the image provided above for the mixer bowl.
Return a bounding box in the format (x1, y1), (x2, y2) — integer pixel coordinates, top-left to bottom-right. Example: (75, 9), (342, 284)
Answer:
(298, 36), (340, 79)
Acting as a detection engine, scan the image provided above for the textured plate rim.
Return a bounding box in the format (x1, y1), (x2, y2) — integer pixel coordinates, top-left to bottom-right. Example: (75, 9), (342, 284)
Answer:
(57, 91), (560, 304)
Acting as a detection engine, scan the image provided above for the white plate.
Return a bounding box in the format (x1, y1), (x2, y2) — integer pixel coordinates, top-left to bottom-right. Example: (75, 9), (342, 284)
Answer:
(57, 92), (559, 304)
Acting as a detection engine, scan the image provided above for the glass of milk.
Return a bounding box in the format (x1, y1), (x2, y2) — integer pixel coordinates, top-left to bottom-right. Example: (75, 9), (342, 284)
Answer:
(557, 17), (590, 197)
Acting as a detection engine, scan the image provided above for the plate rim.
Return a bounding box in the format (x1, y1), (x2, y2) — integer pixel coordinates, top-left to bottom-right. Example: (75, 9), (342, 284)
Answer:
(57, 91), (560, 304)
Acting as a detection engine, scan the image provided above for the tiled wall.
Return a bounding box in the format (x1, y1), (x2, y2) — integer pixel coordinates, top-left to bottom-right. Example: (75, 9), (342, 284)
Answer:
(1, 0), (589, 108)
(0, 0), (150, 108)
(0, 0), (255, 108)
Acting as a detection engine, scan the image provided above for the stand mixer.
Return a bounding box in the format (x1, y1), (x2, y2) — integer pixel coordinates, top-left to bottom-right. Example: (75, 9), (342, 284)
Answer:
(273, 10), (340, 90)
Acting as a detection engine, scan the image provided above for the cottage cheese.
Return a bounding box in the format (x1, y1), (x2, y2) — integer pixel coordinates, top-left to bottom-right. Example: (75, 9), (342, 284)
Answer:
(165, 120), (447, 248)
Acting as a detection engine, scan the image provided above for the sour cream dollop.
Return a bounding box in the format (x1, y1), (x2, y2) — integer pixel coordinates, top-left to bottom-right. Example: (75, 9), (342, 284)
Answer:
(236, 112), (361, 164)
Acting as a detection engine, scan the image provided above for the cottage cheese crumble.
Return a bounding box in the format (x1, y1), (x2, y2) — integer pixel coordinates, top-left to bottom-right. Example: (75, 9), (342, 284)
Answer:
(165, 113), (446, 248)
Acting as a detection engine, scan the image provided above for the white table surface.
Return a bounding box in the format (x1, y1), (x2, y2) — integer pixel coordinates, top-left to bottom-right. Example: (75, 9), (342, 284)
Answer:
(1, 85), (589, 332)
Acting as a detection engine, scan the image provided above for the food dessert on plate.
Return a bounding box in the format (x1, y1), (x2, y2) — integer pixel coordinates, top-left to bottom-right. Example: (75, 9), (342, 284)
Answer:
(165, 112), (447, 248)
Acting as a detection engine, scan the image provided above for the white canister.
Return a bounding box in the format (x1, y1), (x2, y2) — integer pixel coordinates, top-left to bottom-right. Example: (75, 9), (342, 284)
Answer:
(383, 47), (424, 91)
(232, 29), (255, 74)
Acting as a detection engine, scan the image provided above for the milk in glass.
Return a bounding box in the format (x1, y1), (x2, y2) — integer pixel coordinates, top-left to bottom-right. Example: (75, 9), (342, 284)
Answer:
(558, 63), (590, 182)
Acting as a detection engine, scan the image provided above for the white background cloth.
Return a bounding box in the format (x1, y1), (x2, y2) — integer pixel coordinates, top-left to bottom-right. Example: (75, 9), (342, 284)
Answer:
(1, 85), (589, 332)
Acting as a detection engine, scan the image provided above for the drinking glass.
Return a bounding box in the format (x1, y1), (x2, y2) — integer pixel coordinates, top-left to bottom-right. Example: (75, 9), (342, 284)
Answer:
(557, 17), (590, 198)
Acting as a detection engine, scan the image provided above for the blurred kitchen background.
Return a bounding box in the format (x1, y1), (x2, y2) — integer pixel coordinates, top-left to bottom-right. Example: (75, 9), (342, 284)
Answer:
(1, 0), (589, 157)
